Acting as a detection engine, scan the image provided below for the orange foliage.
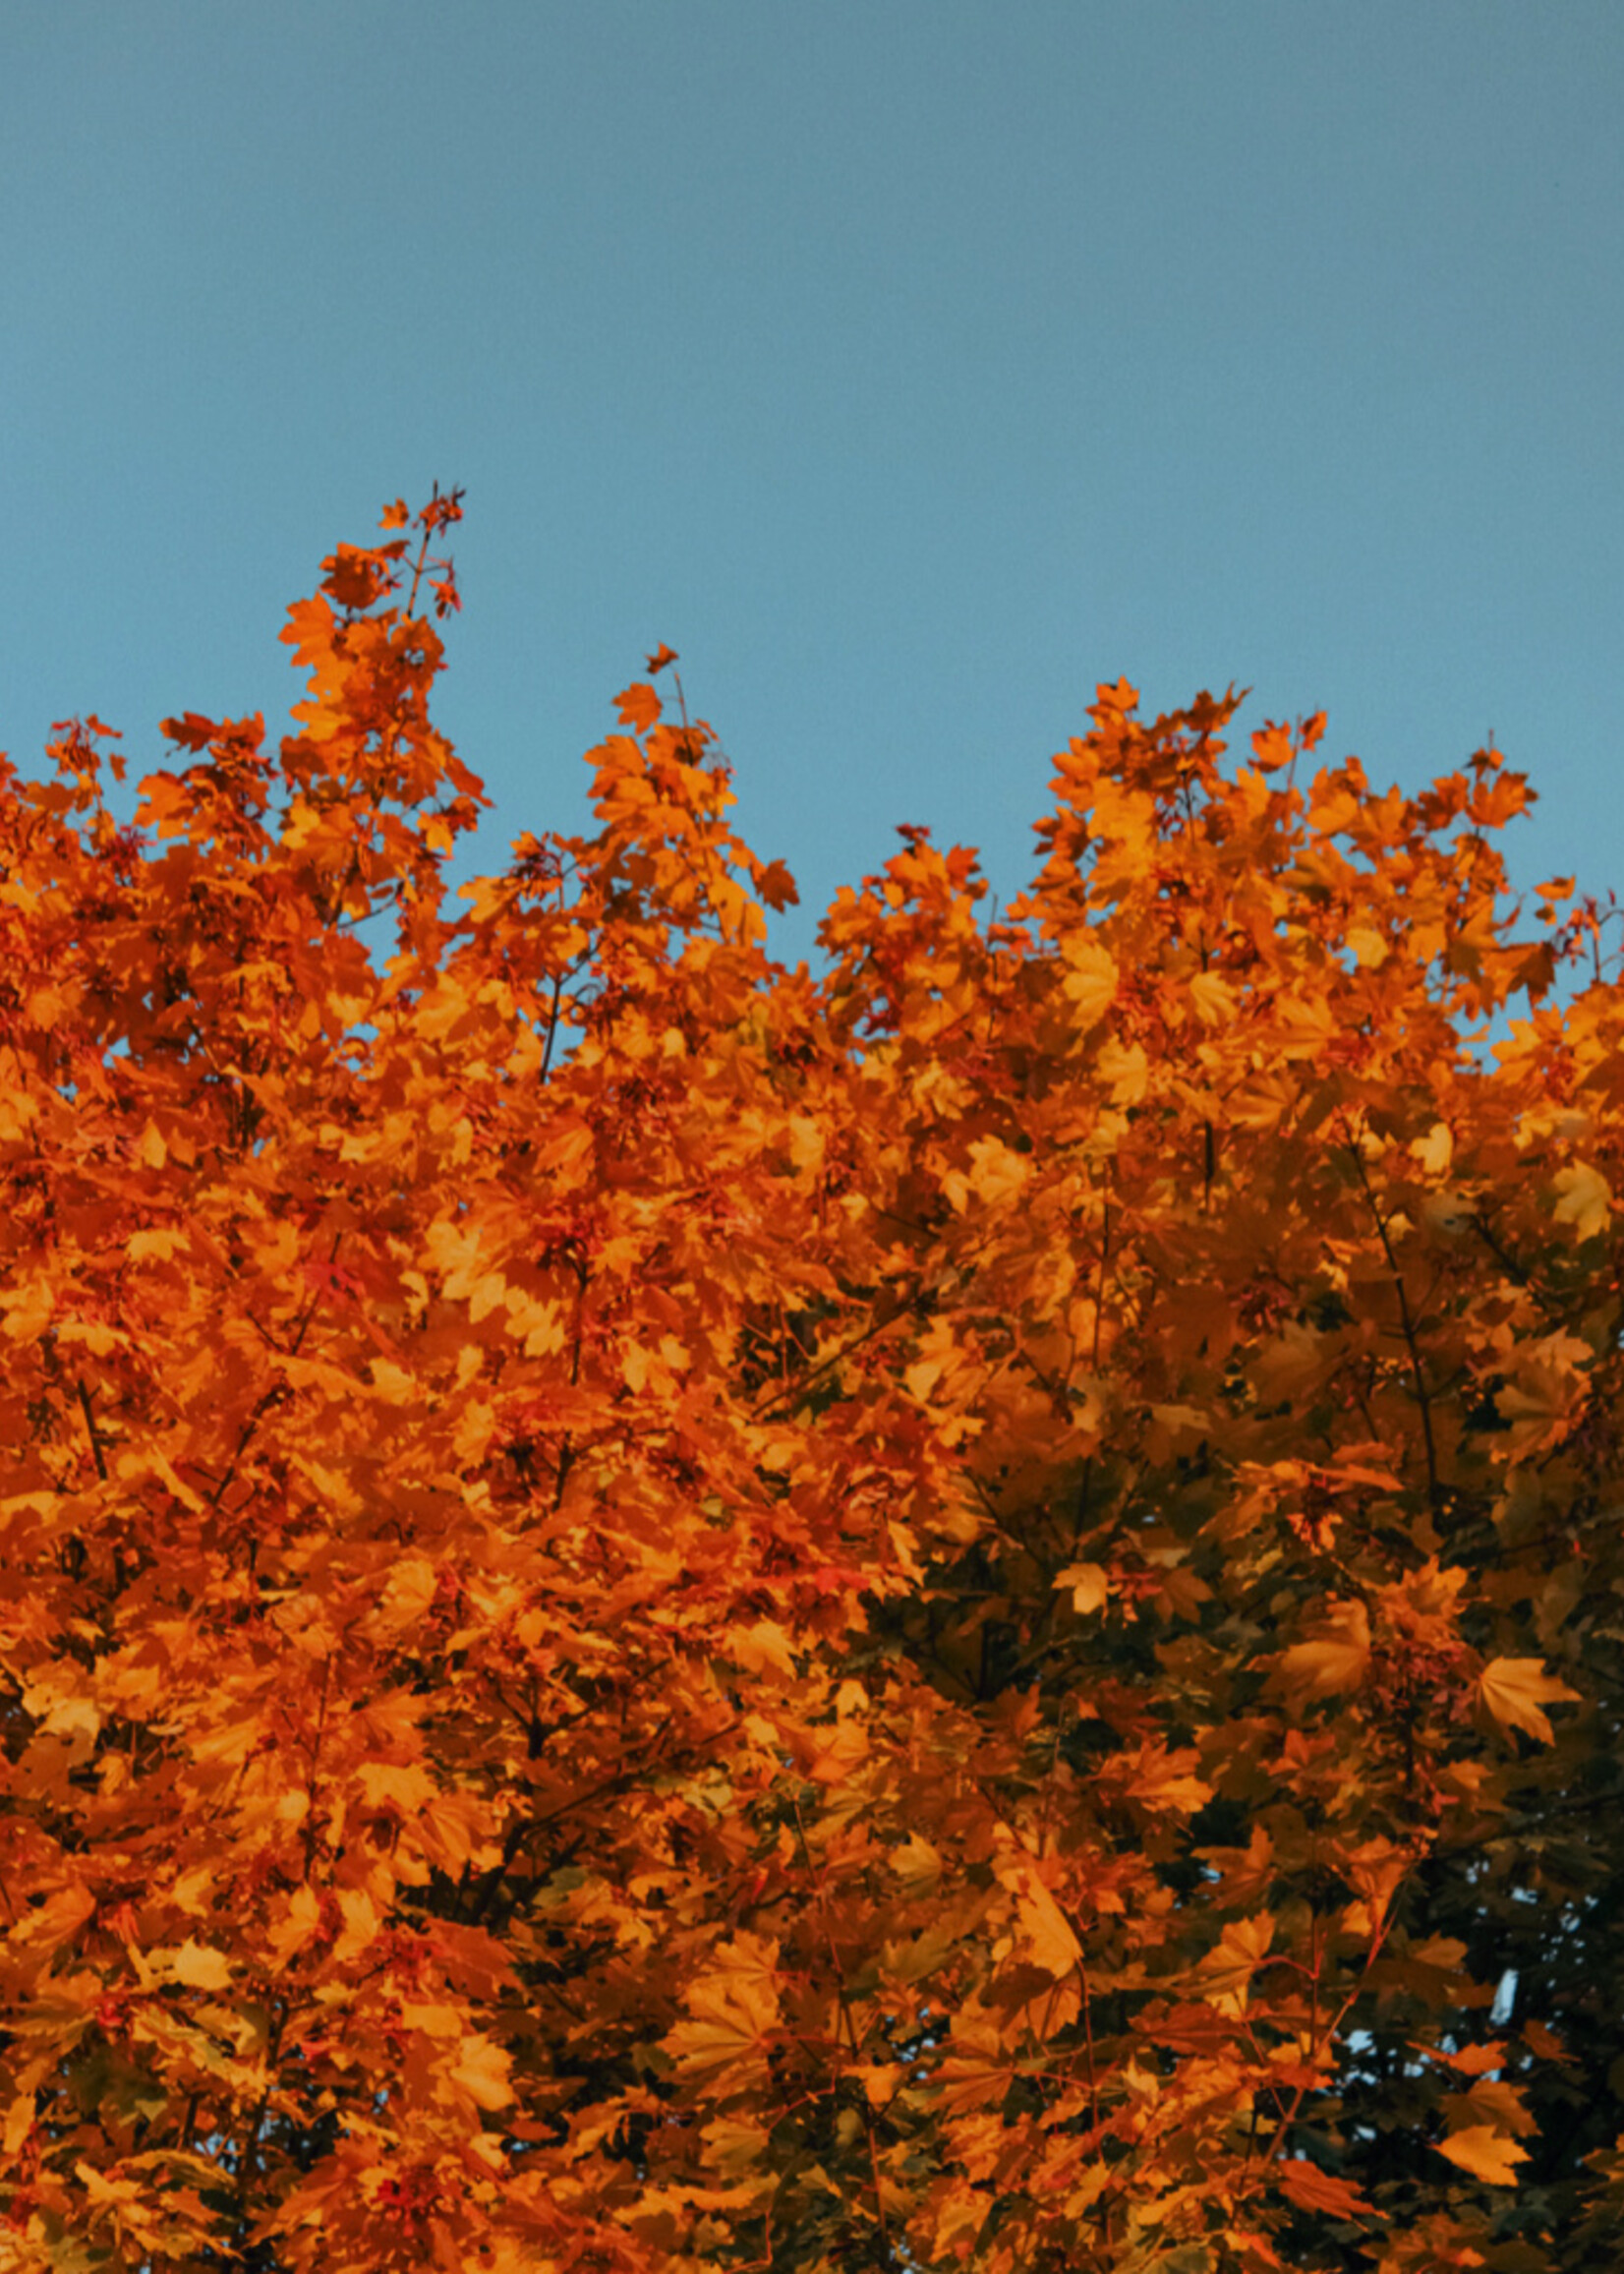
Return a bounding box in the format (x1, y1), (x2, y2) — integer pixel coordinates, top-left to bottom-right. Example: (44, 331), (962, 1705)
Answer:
(3, 496), (1623, 2272)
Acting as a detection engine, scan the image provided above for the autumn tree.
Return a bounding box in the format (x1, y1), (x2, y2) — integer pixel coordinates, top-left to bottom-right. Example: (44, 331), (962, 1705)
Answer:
(3, 493), (1623, 2274)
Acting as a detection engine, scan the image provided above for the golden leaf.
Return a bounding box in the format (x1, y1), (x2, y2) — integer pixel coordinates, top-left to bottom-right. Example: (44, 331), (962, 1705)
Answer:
(1347, 925), (1388, 969)
(1552, 1160), (1610, 1241)
(1189, 969), (1237, 1026)
(1055, 1561), (1109, 1614)
(1276, 2159), (1374, 2217)
(1272, 1600), (1371, 1702)
(1409, 1121), (1454, 1176)
(1195, 1911), (1273, 2014)
(730, 1620), (797, 1681)
(667, 1935), (783, 2083)
(165, 1940), (235, 1992)
(1434, 2126), (1529, 2186)
(1060, 937), (1118, 1029)
(1478, 1657), (1581, 1746)
(450, 2033), (514, 2110)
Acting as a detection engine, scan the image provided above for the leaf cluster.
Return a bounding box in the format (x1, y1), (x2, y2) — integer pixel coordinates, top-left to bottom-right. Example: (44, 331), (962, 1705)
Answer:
(3, 498), (1623, 2274)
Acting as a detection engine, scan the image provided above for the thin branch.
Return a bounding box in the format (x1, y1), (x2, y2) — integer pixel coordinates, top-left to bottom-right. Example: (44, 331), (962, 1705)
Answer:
(1346, 1134), (1440, 1502)
(791, 1795), (895, 2268)
(76, 1379), (108, 1482)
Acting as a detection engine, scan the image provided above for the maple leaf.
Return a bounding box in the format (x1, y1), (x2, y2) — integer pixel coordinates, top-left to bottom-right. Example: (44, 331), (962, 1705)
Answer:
(757, 855), (798, 910)
(615, 679), (664, 731)
(1275, 2160), (1374, 2218)
(1060, 935), (1118, 1027)
(160, 710), (224, 752)
(1196, 1911), (1274, 2014)
(1478, 1657), (1581, 1746)
(666, 1935), (783, 2089)
(1522, 2016), (1573, 2065)
(992, 1833), (1083, 1979)
(1055, 1560), (1109, 1614)
(730, 1619), (799, 1680)
(1434, 2127), (1530, 2186)
(1271, 1599), (1371, 1702)
(1551, 1159), (1611, 1241)
(163, 1940), (235, 1991)
(449, 2034), (513, 2111)
(319, 542), (396, 612)
(1189, 968), (1237, 1026)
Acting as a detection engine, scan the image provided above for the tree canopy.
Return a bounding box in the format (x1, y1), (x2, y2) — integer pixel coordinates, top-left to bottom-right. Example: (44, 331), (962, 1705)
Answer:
(4, 494), (1623, 2274)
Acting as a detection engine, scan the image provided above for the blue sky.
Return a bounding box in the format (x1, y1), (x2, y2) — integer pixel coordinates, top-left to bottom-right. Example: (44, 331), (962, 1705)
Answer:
(6, 2), (1620, 962)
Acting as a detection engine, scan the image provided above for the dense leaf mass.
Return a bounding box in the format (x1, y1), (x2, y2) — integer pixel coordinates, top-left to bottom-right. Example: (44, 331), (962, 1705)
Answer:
(4, 496), (1624, 2273)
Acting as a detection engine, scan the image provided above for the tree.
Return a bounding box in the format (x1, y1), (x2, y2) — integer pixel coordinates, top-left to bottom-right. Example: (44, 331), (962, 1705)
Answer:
(1, 492), (1621, 2273)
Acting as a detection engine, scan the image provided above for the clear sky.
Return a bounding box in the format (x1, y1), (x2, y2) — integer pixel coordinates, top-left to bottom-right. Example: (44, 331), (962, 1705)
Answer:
(6, 2), (1621, 962)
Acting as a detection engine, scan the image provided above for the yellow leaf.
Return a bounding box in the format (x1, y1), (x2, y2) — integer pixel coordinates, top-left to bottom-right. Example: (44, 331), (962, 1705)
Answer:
(1410, 1121), (1454, 1176)
(266, 1884), (322, 1964)
(1343, 1837), (1411, 1931)
(854, 2062), (901, 2108)
(1060, 938), (1118, 1029)
(667, 1934), (783, 2079)
(1273, 1599), (1370, 1702)
(380, 1553), (439, 1626)
(1434, 2125), (1529, 2186)
(731, 1620), (797, 1681)
(450, 2033), (514, 2111)
(966, 1137), (1029, 1210)
(1097, 1036), (1149, 1105)
(904, 1355), (946, 1403)
(988, 1827), (1082, 1978)
(785, 1115), (825, 1173)
(1017, 1876), (1082, 1979)
(359, 1760), (435, 1815)
(1189, 970), (1236, 1027)
(1478, 1657), (1580, 1746)
(2, 1279), (54, 1340)
(468, 1267), (508, 1323)
(1346, 926), (1388, 969)
(12, 1882), (95, 1953)
(702, 2113), (774, 2178)
(77, 2161), (146, 2210)
(331, 1887), (380, 1964)
(166, 1939), (235, 1991)
(892, 1833), (943, 1892)
(416, 976), (472, 1040)
(1196, 1911), (1273, 2014)
(1423, 2038), (1507, 2077)
(1552, 1160), (1610, 1241)
(1055, 1561), (1109, 1614)
(35, 1693), (101, 1752)
(127, 1227), (189, 1263)
(401, 2001), (461, 2040)
(414, 1788), (479, 1876)
(807, 1718), (869, 1783)
(1118, 1740), (1213, 1815)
